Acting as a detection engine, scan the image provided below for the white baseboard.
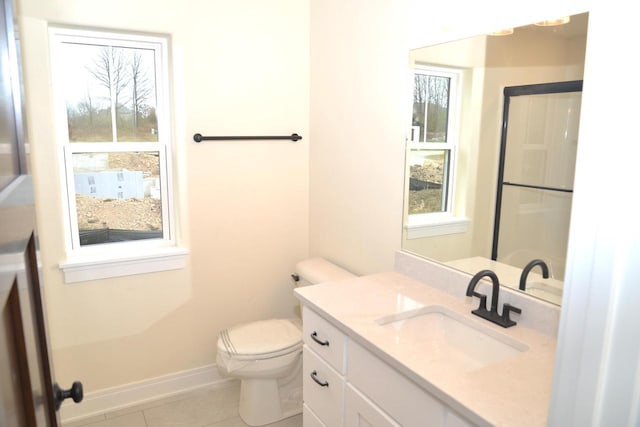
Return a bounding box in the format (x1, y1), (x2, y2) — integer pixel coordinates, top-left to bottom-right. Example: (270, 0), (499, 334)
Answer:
(60, 364), (234, 424)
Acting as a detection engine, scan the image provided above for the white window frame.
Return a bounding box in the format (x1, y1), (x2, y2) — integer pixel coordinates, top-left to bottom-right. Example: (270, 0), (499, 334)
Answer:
(49, 27), (187, 282)
(63, 144), (172, 250)
(406, 65), (468, 239)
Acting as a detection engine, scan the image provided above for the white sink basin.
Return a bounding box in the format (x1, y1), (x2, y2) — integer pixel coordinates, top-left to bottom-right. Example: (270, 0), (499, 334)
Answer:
(375, 305), (528, 372)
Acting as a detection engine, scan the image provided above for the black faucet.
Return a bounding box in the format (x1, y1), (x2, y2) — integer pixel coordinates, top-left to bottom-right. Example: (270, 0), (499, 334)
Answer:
(466, 269), (521, 328)
(519, 259), (550, 291)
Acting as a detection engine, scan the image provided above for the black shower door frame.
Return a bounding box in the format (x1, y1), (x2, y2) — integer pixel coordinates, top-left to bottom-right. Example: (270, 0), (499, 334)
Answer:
(491, 80), (583, 261)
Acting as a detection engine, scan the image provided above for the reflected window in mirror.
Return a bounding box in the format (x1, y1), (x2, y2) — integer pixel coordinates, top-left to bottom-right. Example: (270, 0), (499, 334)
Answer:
(406, 66), (468, 238)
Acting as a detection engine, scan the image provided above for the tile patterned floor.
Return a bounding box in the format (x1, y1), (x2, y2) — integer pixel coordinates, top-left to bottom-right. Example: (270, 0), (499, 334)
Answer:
(62, 382), (302, 427)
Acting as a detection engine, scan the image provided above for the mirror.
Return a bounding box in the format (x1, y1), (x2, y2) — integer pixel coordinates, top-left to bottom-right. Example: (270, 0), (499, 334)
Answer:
(402, 13), (588, 305)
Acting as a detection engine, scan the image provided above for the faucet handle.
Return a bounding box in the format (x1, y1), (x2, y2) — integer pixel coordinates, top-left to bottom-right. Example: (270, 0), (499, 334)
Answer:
(470, 292), (488, 312)
(501, 303), (522, 327)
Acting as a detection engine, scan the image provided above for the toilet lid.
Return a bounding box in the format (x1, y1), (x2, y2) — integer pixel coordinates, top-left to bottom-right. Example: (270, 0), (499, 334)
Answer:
(219, 318), (302, 357)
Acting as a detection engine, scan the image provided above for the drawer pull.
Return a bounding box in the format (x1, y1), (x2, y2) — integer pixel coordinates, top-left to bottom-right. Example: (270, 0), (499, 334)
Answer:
(310, 370), (329, 387)
(310, 331), (330, 346)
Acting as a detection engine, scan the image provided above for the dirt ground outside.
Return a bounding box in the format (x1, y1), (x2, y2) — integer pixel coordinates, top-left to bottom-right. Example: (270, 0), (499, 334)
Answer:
(76, 195), (161, 231)
(409, 158), (444, 214)
(75, 152), (162, 232)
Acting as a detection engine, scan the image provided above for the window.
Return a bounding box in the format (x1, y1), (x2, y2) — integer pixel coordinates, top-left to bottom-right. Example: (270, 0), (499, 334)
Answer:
(406, 66), (467, 238)
(50, 28), (186, 282)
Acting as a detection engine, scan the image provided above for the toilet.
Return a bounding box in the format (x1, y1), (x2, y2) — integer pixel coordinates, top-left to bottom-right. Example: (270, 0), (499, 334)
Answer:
(216, 258), (355, 426)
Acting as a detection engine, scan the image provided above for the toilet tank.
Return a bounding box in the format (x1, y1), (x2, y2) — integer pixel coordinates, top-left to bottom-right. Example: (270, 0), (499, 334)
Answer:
(293, 257), (355, 287)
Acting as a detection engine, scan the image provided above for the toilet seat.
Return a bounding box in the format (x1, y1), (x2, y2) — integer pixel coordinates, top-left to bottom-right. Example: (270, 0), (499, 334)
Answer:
(218, 318), (302, 361)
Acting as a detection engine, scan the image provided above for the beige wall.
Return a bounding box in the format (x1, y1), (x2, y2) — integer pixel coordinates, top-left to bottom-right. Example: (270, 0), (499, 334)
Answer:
(18, 0), (309, 392)
(308, 1), (410, 275)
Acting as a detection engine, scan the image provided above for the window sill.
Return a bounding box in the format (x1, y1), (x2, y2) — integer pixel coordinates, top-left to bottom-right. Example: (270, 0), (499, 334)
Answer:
(405, 214), (469, 239)
(59, 246), (189, 284)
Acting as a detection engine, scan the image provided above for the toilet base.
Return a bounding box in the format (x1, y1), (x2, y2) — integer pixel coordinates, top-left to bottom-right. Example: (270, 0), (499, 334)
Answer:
(238, 357), (302, 426)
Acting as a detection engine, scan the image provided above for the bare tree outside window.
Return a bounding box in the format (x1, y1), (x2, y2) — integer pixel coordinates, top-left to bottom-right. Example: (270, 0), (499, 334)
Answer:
(76, 89), (95, 127)
(413, 74), (450, 143)
(87, 46), (129, 141)
(126, 51), (154, 139)
(64, 43), (158, 143)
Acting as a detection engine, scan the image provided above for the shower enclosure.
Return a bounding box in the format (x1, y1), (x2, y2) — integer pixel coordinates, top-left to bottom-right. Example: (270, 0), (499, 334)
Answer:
(492, 81), (583, 280)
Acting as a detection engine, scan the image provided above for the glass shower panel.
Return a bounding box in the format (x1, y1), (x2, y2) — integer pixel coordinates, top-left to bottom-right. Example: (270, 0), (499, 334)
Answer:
(503, 92), (581, 190)
(493, 81), (582, 283)
(496, 186), (572, 280)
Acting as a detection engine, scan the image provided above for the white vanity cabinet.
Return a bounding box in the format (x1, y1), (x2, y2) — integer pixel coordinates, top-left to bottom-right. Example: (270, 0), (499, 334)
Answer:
(344, 384), (401, 426)
(302, 306), (347, 426)
(348, 340), (474, 427)
(302, 306), (475, 427)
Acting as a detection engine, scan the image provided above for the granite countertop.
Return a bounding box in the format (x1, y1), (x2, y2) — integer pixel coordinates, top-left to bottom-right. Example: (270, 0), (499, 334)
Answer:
(294, 271), (557, 427)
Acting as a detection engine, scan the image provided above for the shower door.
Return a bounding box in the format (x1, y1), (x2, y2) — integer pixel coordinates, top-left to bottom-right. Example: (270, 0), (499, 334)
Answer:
(492, 81), (582, 280)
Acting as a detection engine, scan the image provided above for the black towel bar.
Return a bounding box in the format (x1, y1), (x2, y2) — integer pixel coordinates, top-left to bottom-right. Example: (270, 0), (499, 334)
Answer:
(193, 133), (302, 142)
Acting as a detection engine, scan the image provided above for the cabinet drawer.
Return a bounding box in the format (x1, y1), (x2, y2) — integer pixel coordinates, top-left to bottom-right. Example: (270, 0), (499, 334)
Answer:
(348, 340), (446, 426)
(303, 306), (347, 374)
(303, 404), (326, 427)
(345, 384), (401, 427)
(303, 345), (345, 427)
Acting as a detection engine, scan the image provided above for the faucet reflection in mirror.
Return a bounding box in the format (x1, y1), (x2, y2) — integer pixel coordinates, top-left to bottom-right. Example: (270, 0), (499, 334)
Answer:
(519, 259), (549, 291)
(402, 12), (588, 306)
